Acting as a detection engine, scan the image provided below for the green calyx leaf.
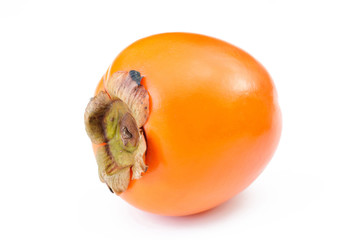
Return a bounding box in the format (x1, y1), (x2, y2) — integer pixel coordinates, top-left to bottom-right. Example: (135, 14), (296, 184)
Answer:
(84, 91), (112, 144)
(84, 85), (148, 194)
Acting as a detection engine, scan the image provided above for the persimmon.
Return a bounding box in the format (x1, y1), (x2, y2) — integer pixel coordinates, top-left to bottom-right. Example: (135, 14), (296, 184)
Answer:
(84, 32), (282, 216)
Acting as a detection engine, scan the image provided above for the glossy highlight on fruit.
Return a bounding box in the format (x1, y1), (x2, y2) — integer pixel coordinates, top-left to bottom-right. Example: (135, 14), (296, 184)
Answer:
(87, 32), (282, 216)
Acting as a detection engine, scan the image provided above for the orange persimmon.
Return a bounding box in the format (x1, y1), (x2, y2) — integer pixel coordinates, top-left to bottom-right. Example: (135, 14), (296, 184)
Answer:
(86, 32), (282, 216)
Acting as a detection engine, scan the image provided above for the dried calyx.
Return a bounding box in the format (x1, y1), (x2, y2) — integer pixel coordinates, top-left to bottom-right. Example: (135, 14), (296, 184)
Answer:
(84, 70), (149, 194)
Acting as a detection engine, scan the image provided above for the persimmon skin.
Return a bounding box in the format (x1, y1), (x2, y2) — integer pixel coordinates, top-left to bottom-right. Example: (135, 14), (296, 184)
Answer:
(93, 33), (282, 216)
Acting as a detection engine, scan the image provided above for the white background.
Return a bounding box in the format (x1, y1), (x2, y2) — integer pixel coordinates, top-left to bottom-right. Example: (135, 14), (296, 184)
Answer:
(1, 0), (360, 239)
